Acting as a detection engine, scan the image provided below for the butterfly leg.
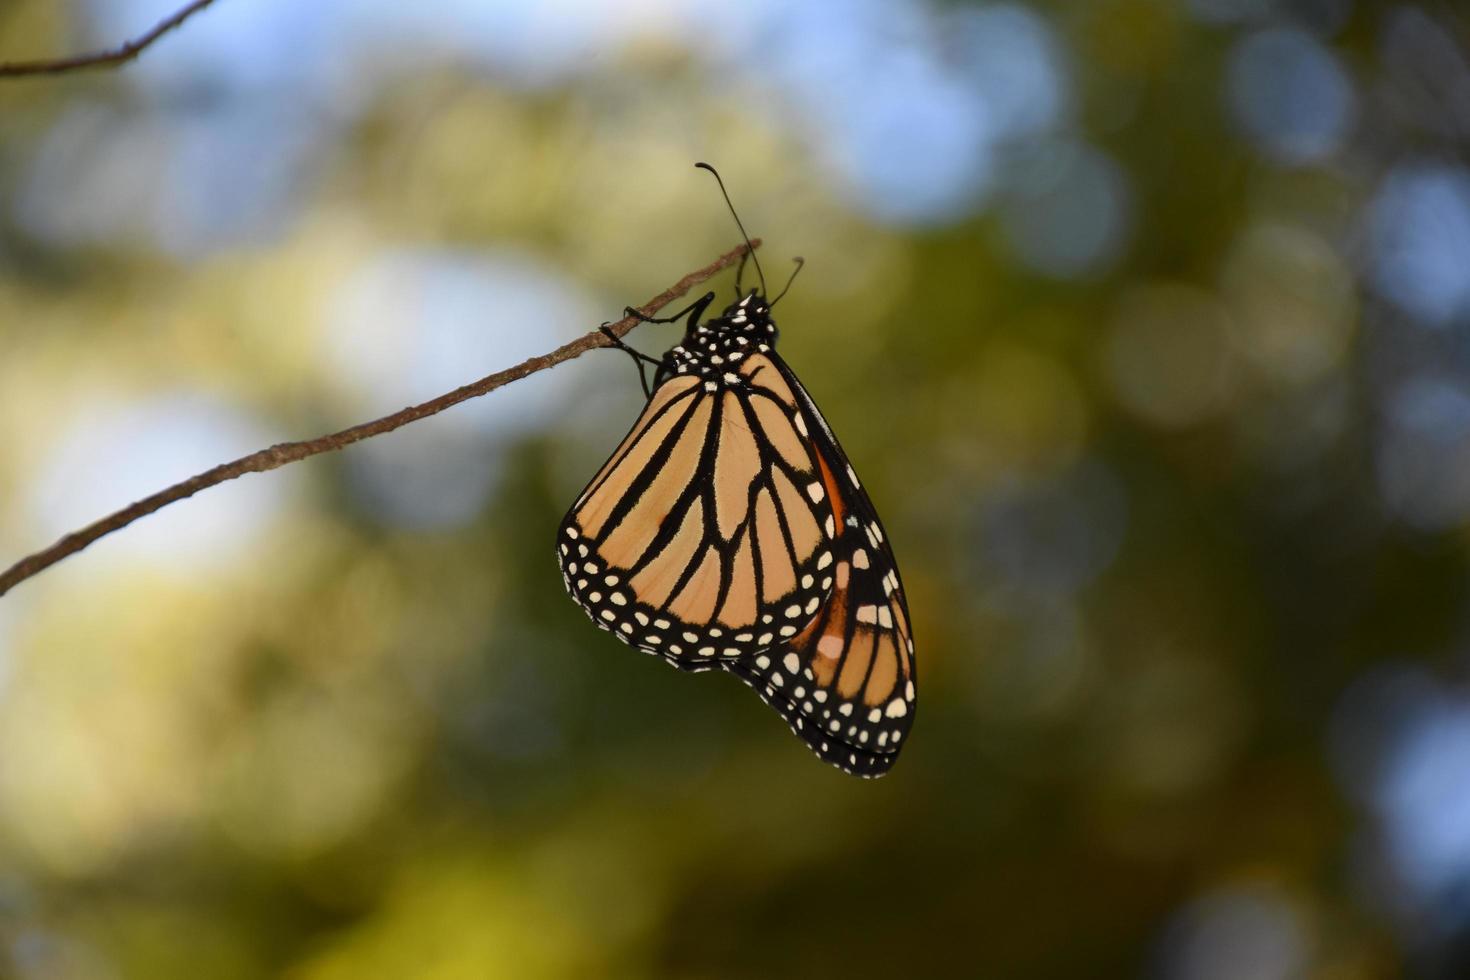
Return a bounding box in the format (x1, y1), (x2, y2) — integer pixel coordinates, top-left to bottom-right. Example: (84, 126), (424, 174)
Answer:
(622, 290), (716, 327)
(599, 324), (661, 398)
(602, 291), (715, 398)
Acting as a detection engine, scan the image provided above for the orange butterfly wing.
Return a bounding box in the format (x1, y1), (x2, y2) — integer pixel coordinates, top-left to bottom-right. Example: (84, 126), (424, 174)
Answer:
(559, 343), (915, 776)
(559, 356), (839, 664)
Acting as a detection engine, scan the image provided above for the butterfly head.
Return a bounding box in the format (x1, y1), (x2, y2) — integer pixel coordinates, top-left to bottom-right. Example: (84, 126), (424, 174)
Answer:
(657, 290), (779, 386)
(693, 289), (780, 356)
(713, 290), (780, 344)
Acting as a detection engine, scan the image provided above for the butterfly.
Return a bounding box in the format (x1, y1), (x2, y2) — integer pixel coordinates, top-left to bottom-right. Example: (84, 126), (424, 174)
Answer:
(556, 165), (914, 776)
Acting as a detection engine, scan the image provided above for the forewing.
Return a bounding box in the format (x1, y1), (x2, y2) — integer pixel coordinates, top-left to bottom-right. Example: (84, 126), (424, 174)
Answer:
(559, 363), (840, 668)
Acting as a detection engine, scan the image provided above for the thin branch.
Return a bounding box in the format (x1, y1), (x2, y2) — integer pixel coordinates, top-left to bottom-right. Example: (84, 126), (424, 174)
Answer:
(0, 240), (757, 598)
(0, 0), (220, 78)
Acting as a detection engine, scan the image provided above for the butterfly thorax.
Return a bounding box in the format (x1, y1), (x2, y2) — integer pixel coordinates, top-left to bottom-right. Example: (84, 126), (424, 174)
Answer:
(660, 291), (779, 389)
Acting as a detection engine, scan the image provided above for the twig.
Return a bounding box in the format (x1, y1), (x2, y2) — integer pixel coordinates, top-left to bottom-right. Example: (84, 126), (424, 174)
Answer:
(0, 240), (757, 598)
(0, 0), (220, 78)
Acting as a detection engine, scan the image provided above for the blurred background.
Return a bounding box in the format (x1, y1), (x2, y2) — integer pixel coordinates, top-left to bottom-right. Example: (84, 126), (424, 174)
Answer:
(1, 0), (1468, 976)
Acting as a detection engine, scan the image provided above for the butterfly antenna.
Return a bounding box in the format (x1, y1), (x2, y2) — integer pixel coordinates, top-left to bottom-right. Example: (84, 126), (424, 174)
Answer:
(771, 257), (805, 306)
(695, 162), (766, 297)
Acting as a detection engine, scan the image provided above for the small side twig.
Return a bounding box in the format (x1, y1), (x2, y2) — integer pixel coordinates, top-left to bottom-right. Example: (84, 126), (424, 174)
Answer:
(0, 240), (757, 598)
(0, 0), (220, 78)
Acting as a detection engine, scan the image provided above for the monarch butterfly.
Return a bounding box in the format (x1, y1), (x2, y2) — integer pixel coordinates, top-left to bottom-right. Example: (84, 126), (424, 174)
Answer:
(557, 165), (914, 776)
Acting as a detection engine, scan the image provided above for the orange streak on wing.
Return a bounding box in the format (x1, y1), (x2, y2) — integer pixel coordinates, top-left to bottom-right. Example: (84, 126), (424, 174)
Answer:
(755, 489), (795, 603)
(890, 600), (912, 678)
(667, 546), (722, 625)
(863, 633), (899, 706)
(814, 449), (847, 530)
(796, 560), (849, 687)
(836, 629), (875, 699)
(717, 534), (758, 627)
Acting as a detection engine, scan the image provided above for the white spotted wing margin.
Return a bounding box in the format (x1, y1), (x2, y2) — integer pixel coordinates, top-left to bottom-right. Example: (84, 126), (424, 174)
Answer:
(728, 350), (917, 777)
